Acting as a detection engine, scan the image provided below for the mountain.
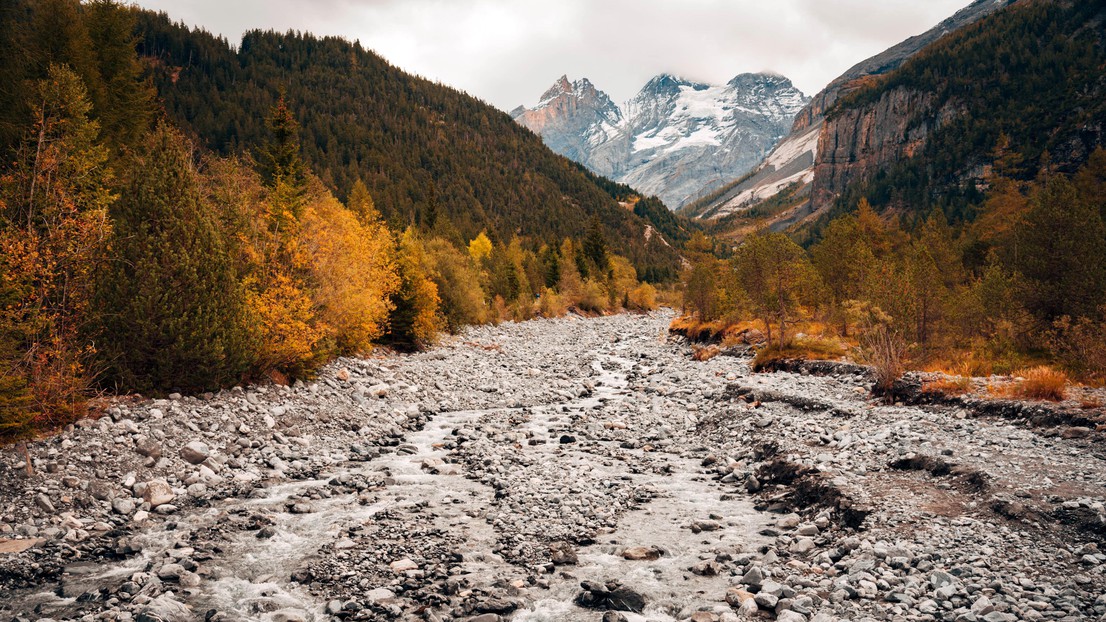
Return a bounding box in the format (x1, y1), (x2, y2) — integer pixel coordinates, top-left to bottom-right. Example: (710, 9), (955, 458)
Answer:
(512, 72), (808, 209)
(133, 12), (685, 280)
(683, 0), (1019, 227)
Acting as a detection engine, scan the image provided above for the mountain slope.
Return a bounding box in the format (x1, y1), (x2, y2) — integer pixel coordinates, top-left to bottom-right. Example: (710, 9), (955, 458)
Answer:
(684, 0), (1017, 225)
(133, 12), (683, 279)
(513, 73), (808, 209)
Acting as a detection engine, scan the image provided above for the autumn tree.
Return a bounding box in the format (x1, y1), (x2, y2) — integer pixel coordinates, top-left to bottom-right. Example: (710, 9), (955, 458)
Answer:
(424, 237), (487, 332)
(346, 177), (378, 224)
(468, 231), (493, 263)
(300, 190), (398, 355)
(383, 229), (441, 350)
(811, 214), (877, 335)
(0, 64), (114, 437)
(734, 231), (819, 348)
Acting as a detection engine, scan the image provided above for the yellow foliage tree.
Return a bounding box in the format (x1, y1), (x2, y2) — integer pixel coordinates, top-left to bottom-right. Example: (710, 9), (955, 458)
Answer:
(468, 230), (493, 263)
(300, 193), (398, 355)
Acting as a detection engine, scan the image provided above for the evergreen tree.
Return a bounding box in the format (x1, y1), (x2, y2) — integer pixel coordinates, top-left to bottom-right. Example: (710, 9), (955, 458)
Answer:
(346, 177), (377, 224)
(583, 216), (610, 275)
(1016, 175), (1106, 321)
(97, 124), (252, 393)
(83, 0), (155, 149)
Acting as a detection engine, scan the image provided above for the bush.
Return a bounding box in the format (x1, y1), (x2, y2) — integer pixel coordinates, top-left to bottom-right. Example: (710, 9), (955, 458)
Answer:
(538, 287), (568, 318)
(1049, 312), (1106, 379)
(575, 279), (608, 314)
(627, 283), (658, 311)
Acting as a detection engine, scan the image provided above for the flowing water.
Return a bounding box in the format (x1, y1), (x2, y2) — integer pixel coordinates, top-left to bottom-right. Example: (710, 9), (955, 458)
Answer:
(8, 348), (769, 621)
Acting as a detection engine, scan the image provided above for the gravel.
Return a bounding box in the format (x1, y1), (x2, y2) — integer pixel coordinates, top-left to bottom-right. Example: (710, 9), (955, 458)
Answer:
(1, 310), (1103, 621)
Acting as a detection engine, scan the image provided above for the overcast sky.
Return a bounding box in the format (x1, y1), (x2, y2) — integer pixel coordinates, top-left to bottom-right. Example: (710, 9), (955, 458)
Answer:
(131, 0), (971, 111)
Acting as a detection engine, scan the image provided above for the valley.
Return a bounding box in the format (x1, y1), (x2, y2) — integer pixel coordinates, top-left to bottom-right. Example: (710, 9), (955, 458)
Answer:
(2, 313), (1104, 621)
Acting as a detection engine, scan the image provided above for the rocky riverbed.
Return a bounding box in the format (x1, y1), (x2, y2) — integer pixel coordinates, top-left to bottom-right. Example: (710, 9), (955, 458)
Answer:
(1, 311), (1104, 622)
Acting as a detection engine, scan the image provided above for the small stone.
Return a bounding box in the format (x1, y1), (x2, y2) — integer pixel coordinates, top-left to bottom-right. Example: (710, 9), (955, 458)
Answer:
(754, 592), (778, 609)
(135, 438), (162, 458)
(157, 563), (185, 581)
(390, 558), (418, 572)
(365, 588), (395, 602)
(34, 493), (55, 513)
(790, 538), (815, 555)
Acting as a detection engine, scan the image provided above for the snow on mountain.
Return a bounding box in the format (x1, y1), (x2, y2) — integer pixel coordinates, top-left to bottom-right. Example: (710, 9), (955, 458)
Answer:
(512, 72), (808, 209)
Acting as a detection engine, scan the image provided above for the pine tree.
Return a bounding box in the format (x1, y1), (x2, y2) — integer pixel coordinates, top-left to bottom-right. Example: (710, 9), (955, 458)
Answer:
(346, 177), (377, 224)
(1017, 175), (1106, 321)
(83, 0), (155, 149)
(583, 215), (610, 275)
(97, 124), (252, 393)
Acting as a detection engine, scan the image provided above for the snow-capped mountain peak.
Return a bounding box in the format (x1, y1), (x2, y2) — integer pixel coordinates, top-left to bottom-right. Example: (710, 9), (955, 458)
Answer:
(514, 73), (809, 208)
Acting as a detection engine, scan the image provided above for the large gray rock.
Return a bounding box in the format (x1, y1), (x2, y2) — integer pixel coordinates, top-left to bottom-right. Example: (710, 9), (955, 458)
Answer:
(179, 441), (210, 464)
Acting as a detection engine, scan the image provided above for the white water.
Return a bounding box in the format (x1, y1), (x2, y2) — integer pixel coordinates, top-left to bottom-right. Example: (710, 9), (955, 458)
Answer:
(9, 350), (769, 621)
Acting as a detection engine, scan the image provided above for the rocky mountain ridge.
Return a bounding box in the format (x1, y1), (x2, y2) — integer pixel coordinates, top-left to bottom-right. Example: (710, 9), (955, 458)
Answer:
(512, 72), (808, 209)
(683, 0), (1018, 225)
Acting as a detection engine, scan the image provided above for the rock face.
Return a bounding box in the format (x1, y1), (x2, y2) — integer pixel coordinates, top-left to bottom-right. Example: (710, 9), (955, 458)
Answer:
(513, 73), (808, 209)
(687, 0), (1016, 222)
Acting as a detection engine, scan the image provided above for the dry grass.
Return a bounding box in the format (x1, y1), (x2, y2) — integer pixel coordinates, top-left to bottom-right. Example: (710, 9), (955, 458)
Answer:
(922, 376), (974, 397)
(857, 326), (907, 398)
(691, 345), (721, 361)
(995, 366), (1068, 402)
(751, 336), (848, 370)
(1079, 395), (1103, 410)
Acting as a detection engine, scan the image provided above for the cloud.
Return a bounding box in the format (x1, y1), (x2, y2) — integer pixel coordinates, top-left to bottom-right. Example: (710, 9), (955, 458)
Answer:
(132, 0), (971, 110)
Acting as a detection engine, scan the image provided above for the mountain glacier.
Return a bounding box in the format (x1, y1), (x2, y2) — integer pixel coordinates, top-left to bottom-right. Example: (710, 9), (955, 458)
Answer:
(511, 73), (808, 209)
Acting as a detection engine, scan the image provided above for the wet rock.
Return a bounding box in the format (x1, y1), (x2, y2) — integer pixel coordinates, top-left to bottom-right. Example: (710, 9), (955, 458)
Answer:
(575, 580), (646, 613)
(550, 542), (579, 565)
(135, 593), (193, 622)
(622, 546), (663, 561)
(157, 563), (185, 581)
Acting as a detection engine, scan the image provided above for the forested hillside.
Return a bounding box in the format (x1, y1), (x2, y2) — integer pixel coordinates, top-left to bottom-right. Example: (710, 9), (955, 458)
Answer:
(132, 12), (684, 279)
(0, 0), (674, 447)
(676, 0), (1106, 386)
(825, 0), (1106, 225)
